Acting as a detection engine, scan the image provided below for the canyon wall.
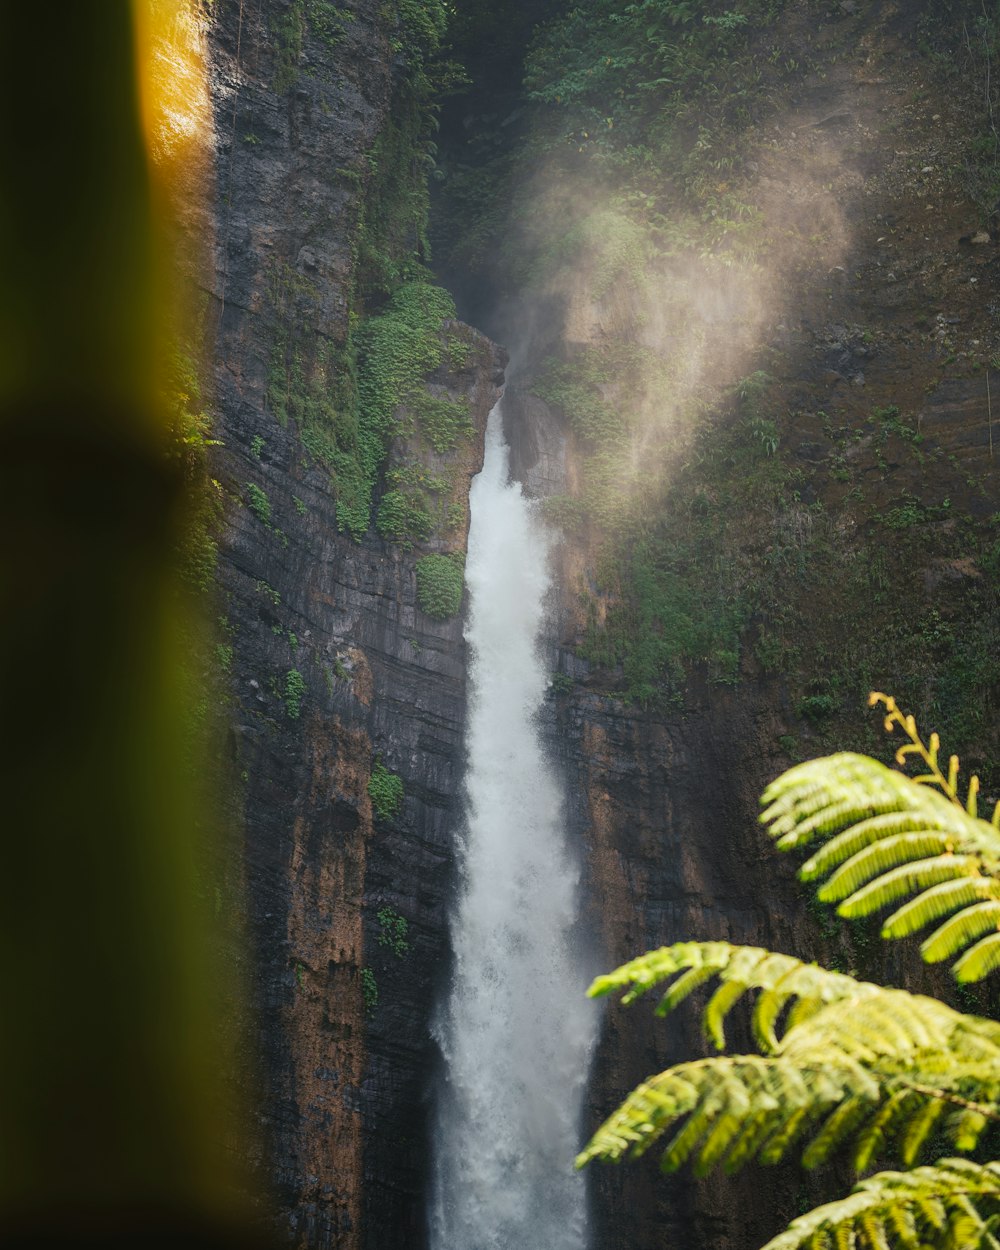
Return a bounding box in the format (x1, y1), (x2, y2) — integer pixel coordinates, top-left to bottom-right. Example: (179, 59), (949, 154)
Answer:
(204, 3), (502, 1246)
(200, 2), (1000, 1249)
(503, 10), (1000, 1245)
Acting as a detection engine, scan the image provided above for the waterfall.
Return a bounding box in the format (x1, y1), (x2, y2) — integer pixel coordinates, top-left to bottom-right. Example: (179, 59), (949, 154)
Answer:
(430, 402), (597, 1250)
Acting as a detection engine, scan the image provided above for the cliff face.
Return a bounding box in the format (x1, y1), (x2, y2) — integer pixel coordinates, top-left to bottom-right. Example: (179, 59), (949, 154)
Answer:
(204, 3), (503, 1246)
(202, 1), (999, 1247)
(501, 8), (1000, 1247)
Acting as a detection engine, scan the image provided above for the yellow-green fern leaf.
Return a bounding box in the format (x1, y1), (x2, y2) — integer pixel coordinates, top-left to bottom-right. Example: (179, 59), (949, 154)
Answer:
(836, 857), (982, 920)
(801, 812), (955, 882)
(853, 1088), (918, 1172)
(884, 879), (1000, 942)
(760, 1160), (1000, 1250)
(954, 932), (1000, 983)
(899, 1097), (948, 1166)
(950, 1105), (990, 1153)
(818, 833), (955, 903)
(753, 987), (792, 1053)
(576, 1055), (866, 1173)
(921, 901), (1000, 964)
(761, 749), (1000, 980)
(586, 942), (867, 1049)
(722, 1107), (786, 1174)
(758, 1103), (819, 1166)
(801, 1096), (873, 1170)
(705, 979), (752, 1050)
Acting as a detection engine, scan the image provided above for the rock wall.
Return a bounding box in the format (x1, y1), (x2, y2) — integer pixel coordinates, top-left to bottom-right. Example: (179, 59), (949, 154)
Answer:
(204, 3), (503, 1246)
(502, 10), (1000, 1247)
(201, 2), (999, 1248)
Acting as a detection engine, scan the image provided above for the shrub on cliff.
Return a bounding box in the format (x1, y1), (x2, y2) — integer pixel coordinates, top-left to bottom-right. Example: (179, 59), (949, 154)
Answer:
(579, 694), (1000, 1248)
(415, 553), (464, 619)
(368, 759), (403, 821)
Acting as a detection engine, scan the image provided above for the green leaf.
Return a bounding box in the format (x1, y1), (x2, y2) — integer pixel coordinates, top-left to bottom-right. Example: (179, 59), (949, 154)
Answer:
(954, 932), (1000, 984)
(883, 879), (1000, 941)
(920, 901), (1000, 964)
(836, 857), (982, 919)
(818, 833), (954, 904)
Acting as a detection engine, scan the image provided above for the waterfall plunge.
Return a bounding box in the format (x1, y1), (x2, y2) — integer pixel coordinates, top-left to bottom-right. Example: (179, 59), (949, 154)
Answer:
(430, 403), (597, 1250)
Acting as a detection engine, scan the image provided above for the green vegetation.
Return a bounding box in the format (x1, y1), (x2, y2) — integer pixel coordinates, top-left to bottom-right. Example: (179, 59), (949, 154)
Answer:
(164, 342), (222, 594)
(274, 0), (352, 92)
(255, 580), (281, 606)
(361, 967), (378, 1015)
(267, 0), (464, 544)
(355, 0), (460, 303)
(215, 643), (233, 674)
(368, 758), (404, 820)
(376, 488), (432, 544)
(431, 1), (1000, 762)
(405, 390), (474, 454)
(580, 696), (1000, 1249)
(245, 482), (271, 526)
(250, 434), (264, 458)
(268, 277), (459, 540)
(377, 907), (410, 958)
(284, 668), (306, 720)
(415, 553), (464, 619)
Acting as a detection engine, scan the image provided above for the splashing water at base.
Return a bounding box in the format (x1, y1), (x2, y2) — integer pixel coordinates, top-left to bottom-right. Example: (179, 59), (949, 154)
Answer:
(430, 403), (597, 1250)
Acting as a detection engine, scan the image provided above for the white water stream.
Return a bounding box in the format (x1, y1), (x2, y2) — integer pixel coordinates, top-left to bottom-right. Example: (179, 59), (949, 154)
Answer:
(430, 402), (597, 1250)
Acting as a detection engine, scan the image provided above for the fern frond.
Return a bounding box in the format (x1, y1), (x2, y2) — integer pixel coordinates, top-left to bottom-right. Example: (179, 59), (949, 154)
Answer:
(580, 944), (1000, 1183)
(834, 856), (984, 919)
(954, 933), (1000, 983)
(899, 1097), (948, 1166)
(760, 1159), (1000, 1250)
(800, 812), (956, 881)
(800, 1096), (873, 1170)
(587, 940), (1000, 1068)
(575, 1055), (876, 1172)
(920, 900), (1000, 963)
(883, 879), (1000, 942)
(760, 751), (1000, 980)
(818, 833), (956, 903)
(586, 942), (869, 1051)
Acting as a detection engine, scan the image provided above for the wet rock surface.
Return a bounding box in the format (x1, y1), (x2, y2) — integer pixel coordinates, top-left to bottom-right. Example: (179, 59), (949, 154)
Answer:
(511, 9), (1000, 1248)
(203, 1), (999, 1247)
(205, 3), (503, 1246)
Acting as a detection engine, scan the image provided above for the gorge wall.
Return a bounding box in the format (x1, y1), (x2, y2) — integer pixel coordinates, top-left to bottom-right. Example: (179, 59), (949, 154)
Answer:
(203, 3), (502, 1247)
(197, 1), (1000, 1249)
(492, 6), (1000, 1247)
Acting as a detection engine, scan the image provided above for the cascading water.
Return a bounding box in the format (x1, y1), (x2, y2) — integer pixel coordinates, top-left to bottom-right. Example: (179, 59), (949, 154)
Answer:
(430, 401), (598, 1250)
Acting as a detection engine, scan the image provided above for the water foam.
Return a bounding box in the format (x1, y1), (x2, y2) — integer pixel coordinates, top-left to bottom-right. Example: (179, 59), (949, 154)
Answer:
(430, 403), (597, 1250)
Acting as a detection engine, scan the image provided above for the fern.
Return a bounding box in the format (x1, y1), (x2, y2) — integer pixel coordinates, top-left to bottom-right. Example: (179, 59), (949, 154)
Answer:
(579, 942), (1000, 1176)
(578, 696), (1000, 1250)
(760, 1159), (1000, 1250)
(760, 697), (1000, 982)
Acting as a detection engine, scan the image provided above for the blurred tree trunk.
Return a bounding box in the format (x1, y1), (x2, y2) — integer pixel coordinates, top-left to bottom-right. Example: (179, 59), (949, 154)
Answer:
(0, 3), (261, 1244)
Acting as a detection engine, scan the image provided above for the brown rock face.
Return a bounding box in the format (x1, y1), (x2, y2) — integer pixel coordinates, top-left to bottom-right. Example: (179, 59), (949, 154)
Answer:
(500, 11), (1000, 1249)
(203, 3), (503, 1247)
(201, 2), (999, 1248)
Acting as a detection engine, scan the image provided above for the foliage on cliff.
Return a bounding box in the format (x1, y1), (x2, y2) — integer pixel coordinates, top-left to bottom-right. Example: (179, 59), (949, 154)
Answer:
(433, 0), (1000, 777)
(267, 0), (470, 541)
(580, 697), (1000, 1249)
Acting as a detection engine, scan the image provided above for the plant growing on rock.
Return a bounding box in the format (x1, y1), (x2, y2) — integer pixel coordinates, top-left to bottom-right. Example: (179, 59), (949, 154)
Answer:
(245, 482), (272, 526)
(415, 552), (464, 619)
(579, 694), (1000, 1249)
(284, 669), (306, 719)
(368, 758), (403, 820)
(361, 967), (378, 1016)
(377, 907), (410, 957)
